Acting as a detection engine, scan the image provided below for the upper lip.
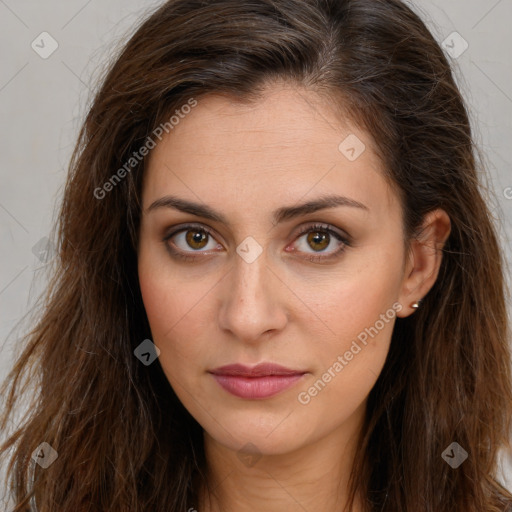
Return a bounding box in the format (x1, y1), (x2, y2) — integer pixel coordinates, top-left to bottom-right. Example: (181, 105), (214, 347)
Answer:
(209, 363), (306, 377)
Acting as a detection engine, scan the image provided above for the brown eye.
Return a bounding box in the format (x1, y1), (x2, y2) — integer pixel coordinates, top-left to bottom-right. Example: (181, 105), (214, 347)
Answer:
(163, 224), (221, 260)
(185, 229), (209, 250)
(290, 223), (350, 263)
(306, 231), (330, 252)
(163, 222), (350, 264)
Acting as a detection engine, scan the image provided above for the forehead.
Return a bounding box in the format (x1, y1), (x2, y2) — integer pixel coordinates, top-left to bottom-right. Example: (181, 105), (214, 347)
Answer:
(142, 84), (398, 221)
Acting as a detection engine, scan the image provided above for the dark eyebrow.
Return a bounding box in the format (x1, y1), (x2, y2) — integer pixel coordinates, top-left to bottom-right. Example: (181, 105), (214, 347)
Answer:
(145, 193), (369, 226)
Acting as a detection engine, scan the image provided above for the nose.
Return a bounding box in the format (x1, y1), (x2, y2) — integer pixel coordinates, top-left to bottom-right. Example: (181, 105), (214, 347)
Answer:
(217, 248), (288, 344)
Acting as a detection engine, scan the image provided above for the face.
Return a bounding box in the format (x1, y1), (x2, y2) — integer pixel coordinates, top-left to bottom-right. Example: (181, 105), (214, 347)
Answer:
(137, 82), (409, 456)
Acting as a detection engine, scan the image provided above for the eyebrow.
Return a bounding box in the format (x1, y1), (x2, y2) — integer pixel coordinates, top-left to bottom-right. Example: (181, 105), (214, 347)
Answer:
(145, 193), (369, 226)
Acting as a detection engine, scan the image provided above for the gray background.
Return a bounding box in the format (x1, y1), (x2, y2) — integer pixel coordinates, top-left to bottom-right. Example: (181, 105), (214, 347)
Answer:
(1, 0), (511, 501)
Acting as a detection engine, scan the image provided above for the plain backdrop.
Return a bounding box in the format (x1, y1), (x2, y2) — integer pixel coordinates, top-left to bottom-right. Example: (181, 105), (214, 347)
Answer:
(1, 0), (512, 502)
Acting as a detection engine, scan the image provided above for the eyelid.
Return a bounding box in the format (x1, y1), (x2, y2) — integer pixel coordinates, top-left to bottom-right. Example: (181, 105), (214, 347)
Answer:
(163, 221), (351, 242)
(163, 222), (219, 245)
(293, 222), (351, 243)
(162, 221), (351, 261)
(162, 222), (221, 257)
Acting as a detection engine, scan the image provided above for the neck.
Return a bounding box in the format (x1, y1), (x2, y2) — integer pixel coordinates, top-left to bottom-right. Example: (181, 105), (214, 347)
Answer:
(197, 402), (367, 512)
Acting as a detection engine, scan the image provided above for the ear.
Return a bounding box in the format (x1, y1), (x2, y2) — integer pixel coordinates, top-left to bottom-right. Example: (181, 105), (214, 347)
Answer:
(396, 209), (451, 318)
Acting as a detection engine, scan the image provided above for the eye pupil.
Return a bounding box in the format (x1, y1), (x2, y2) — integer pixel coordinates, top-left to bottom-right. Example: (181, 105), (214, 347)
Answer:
(166, 224), (344, 262)
(186, 230), (208, 249)
(307, 231), (329, 251)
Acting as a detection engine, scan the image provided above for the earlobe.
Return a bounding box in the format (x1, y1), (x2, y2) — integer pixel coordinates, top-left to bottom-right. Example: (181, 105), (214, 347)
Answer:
(396, 209), (451, 318)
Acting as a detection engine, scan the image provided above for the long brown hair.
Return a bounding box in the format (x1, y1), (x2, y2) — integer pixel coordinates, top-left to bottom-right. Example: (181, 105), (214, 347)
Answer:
(1, 0), (512, 510)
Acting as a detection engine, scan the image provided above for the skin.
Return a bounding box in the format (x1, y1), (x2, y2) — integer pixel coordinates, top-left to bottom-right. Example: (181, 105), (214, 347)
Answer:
(137, 81), (451, 512)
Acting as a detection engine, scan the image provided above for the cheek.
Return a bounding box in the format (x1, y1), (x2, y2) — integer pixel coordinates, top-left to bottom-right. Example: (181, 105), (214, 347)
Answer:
(295, 284), (397, 429)
(137, 253), (213, 369)
(295, 248), (401, 395)
(299, 247), (401, 344)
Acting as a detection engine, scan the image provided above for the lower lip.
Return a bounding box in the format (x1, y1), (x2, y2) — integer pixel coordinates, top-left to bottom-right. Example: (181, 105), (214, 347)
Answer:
(210, 373), (305, 399)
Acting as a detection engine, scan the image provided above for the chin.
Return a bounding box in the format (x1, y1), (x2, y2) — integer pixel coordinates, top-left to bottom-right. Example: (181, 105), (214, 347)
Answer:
(203, 408), (316, 456)
(211, 429), (305, 458)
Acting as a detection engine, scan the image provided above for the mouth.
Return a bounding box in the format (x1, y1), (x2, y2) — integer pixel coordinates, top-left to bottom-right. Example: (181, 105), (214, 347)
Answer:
(208, 363), (308, 399)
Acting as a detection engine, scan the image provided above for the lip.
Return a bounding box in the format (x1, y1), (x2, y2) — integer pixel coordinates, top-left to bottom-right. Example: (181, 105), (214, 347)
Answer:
(208, 363), (308, 399)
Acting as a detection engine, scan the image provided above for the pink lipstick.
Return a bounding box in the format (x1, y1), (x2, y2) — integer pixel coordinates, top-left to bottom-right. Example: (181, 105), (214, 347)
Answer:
(208, 363), (307, 399)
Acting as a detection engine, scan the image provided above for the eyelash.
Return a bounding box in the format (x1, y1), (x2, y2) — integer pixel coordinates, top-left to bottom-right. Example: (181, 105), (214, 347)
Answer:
(162, 222), (350, 263)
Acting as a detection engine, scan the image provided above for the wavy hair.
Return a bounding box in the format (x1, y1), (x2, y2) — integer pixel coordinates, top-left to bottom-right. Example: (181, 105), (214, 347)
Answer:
(1, 0), (512, 510)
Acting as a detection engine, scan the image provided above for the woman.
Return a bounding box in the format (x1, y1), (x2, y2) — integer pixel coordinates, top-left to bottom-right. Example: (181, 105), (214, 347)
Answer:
(1, 0), (511, 510)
